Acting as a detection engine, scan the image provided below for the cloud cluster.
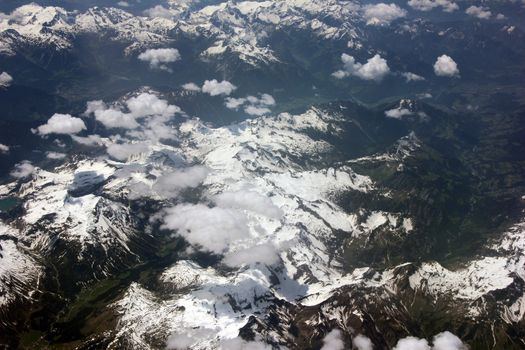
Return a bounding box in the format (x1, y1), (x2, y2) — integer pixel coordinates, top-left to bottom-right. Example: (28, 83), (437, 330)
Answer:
(333, 54), (390, 81)
(222, 243), (280, 267)
(0, 143), (9, 153)
(202, 79), (237, 96)
(394, 332), (467, 350)
(321, 329), (345, 350)
(162, 204), (250, 254)
(465, 5), (491, 19)
(407, 0), (458, 12)
(353, 334), (374, 350)
(153, 166), (209, 196)
(36, 113), (86, 135)
(143, 5), (176, 19)
(433, 55), (460, 77)
(106, 142), (149, 161)
(0, 71), (13, 87)
(363, 3), (407, 26)
(85, 93), (180, 130)
(219, 338), (272, 350)
(214, 190), (283, 219)
(10, 160), (34, 178)
(138, 48), (181, 71)
(225, 94), (276, 116)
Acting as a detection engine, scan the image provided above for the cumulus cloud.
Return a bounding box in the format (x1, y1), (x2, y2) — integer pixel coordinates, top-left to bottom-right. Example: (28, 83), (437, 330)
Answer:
(162, 204), (250, 254)
(46, 151), (66, 159)
(393, 337), (430, 350)
(94, 108), (139, 129)
(321, 329), (345, 350)
(126, 93), (180, 118)
(10, 160), (34, 178)
(465, 5), (491, 19)
(202, 79), (237, 96)
(0, 143), (9, 153)
(433, 55), (460, 77)
(244, 105), (271, 116)
(219, 338), (272, 350)
(432, 331), (467, 350)
(401, 72), (425, 82)
(385, 107), (413, 119)
(85, 93), (180, 130)
(353, 334), (374, 350)
(333, 54), (390, 81)
(117, 1), (129, 7)
(72, 134), (104, 146)
(153, 166), (209, 196)
(222, 243), (280, 267)
(225, 93), (275, 116)
(407, 0), (458, 12)
(166, 333), (193, 350)
(36, 113), (86, 135)
(143, 5), (176, 19)
(393, 332), (467, 350)
(138, 48), (181, 71)
(0, 71), (13, 88)
(363, 3), (407, 26)
(214, 190), (283, 219)
(106, 142), (149, 161)
(182, 82), (201, 92)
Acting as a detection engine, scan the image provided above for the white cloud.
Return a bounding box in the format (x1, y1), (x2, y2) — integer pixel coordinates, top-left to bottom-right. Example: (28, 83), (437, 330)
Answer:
(0, 143), (9, 153)
(402, 72), (425, 82)
(46, 151), (66, 159)
(407, 0), (458, 12)
(106, 142), (149, 161)
(219, 338), (272, 350)
(162, 204), (250, 254)
(363, 3), (407, 26)
(126, 93), (180, 118)
(222, 243), (280, 267)
(333, 54), (390, 81)
(143, 5), (176, 19)
(432, 332), (467, 350)
(72, 134), (104, 146)
(117, 1), (129, 7)
(225, 97), (247, 109)
(36, 113), (86, 135)
(496, 13), (506, 20)
(225, 93), (275, 115)
(244, 105), (271, 116)
(182, 82), (201, 92)
(0, 71), (13, 87)
(393, 337), (430, 350)
(214, 190), (283, 219)
(153, 166), (209, 196)
(353, 334), (374, 350)
(10, 160), (34, 178)
(202, 79), (237, 96)
(138, 48), (181, 71)
(465, 5), (491, 19)
(385, 107), (413, 119)
(433, 54), (460, 77)
(94, 108), (139, 129)
(321, 329), (345, 350)
(85, 93), (180, 130)
(166, 333), (193, 350)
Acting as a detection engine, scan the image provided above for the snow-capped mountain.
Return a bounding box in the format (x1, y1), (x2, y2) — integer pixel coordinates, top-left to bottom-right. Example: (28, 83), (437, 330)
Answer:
(0, 1), (364, 65)
(1, 89), (523, 348)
